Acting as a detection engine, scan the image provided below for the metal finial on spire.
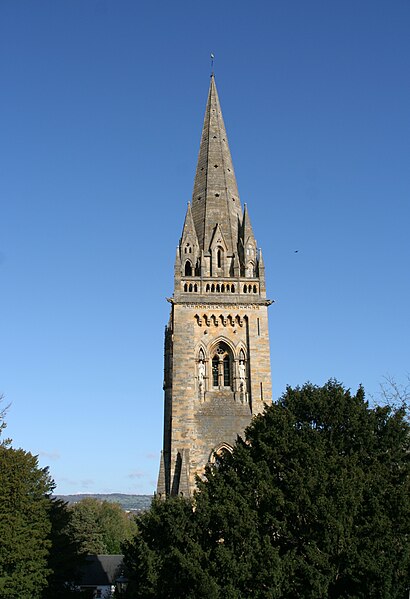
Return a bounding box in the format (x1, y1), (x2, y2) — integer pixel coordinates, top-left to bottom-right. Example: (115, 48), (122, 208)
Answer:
(210, 52), (215, 75)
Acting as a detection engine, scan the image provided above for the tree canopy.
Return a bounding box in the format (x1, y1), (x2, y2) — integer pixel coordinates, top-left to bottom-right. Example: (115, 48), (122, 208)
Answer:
(0, 446), (54, 598)
(68, 497), (138, 555)
(0, 397), (85, 598)
(123, 381), (410, 598)
(42, 498), (86, 599)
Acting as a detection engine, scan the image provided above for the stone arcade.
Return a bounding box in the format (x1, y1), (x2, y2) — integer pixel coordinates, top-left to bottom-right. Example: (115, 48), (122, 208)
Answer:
(157, 75), (273, 497)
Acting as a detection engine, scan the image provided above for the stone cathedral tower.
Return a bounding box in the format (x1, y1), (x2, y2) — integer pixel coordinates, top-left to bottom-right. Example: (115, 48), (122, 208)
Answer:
(157, 75), (273, 497)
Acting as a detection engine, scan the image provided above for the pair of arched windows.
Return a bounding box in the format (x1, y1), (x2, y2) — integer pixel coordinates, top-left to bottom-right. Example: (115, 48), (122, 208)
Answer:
(199, 343), (247, 390)
(210, 342), (232, 388)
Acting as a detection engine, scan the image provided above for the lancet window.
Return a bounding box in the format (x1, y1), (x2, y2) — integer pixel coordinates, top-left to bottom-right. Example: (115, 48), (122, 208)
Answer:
(211, 341), (232, 389)
(217, 248), (222, 268)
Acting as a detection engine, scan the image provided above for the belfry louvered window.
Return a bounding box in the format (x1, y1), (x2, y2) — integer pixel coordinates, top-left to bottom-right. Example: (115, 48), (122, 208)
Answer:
(212, 357), (219, 387)
(211, 342), (232, 388)
(223, 356), (230, 386)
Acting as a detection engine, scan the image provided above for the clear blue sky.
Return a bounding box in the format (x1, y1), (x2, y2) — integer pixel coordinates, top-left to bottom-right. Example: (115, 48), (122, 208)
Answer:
(1, 0), (409, 495)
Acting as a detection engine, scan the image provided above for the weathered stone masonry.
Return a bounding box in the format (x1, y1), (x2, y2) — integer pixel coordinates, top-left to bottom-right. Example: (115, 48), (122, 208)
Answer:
(157, 75), (273, 496)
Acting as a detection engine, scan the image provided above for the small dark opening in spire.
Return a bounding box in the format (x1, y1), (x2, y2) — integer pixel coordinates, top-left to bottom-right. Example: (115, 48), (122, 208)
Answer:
(217, 249), (222, 268)
(185, 261), (192, 276)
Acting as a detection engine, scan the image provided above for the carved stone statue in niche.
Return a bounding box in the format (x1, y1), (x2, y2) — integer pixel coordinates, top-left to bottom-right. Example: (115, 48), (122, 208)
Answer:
(198, 360), (205, 398)
(239, 360), (247, 401)
(239, 360), (246, 386)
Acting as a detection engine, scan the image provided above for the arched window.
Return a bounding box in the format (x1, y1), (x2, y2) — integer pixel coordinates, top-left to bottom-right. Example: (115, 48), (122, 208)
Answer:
(211, 342), (232, 389)
(217, 249), (222, 268)
(209, 442), (234, 464)
(185, 261), (192, 276)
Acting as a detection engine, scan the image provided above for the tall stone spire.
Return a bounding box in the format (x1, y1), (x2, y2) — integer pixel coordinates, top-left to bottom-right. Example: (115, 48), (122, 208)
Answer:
(191, 75), (243, 259)
(158, 75), (273, 498)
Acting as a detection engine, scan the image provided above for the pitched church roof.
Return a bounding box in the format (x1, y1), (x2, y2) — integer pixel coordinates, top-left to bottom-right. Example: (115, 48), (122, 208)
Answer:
(190, 75), (244, 256)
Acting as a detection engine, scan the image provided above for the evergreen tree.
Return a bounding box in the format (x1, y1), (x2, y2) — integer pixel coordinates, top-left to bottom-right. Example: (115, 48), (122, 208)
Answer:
(42, 498), (86, 599)
(123, 381), (410, 598)
(123, 496), (219, 599)
(0, 397), (85, 598)
(0, 446), (54, 598)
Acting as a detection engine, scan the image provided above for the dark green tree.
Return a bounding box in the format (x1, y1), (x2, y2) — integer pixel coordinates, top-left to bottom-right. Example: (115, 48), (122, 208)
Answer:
(123, 381), (410, 598)
(42, 498), (86, 598)
(123, 496), (219, 599)
(68, 497), (137, 555)
(0, 398), (86, 598)
(0, 446), (54, 598)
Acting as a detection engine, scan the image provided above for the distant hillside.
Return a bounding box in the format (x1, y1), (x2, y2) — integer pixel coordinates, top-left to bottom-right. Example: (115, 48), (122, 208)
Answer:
(55, 493), (153, 513)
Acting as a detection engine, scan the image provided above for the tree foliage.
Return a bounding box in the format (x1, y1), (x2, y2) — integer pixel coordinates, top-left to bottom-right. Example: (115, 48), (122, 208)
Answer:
(123, 381), (410, 598)
(68, 497), (138, 555)
(0, 397), (85, 598)
(42, 498), (86, 599)
(0, 446), (54, 598)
